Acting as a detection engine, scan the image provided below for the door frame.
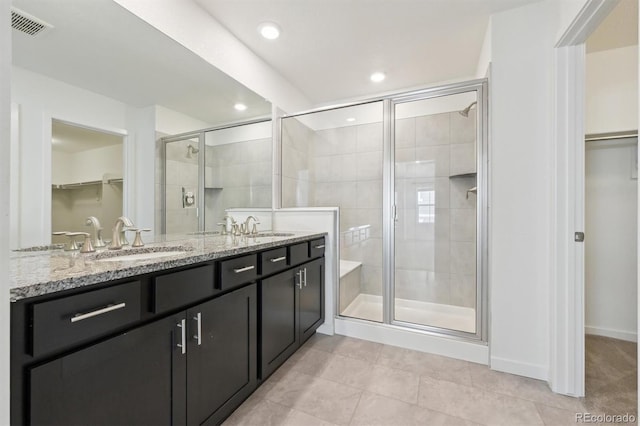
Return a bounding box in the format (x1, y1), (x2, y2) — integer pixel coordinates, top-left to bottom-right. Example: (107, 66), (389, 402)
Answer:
(550, 0), (620, 397)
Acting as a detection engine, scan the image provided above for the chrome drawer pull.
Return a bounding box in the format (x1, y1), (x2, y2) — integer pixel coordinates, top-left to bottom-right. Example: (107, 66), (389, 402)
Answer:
(193, 312), (202, 346)
(177, 319), (186, 355)
(70, 302), (126, 323)
(313, 244), (325, 249)
(269, 256), (286, 263)
(233, 265), (255, 273)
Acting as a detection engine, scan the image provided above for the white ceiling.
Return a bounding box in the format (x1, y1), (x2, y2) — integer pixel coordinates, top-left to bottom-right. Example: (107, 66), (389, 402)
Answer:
(587, 0), (638, 53)
(11, 0), (271, 127)
(196, 0), (544, 106)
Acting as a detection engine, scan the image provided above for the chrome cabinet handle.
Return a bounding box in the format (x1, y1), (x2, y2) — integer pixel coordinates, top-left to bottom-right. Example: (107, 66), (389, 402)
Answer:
(303, 267), (307, 287)
(269, 256), (286, 263)
(313, 244), (325, 249)
(233, 265), (255, 273)
(177, 319), (186, 354)
(296, 270), (302, 289)
(193, 312), (201, 346)
(70, 302), (126, 323)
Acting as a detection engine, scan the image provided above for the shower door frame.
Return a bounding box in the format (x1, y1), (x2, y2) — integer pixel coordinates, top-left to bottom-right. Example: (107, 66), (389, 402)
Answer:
(160, 131), (206, 234)
(385, 80), (489, 342)
(277, 78), (489, 344)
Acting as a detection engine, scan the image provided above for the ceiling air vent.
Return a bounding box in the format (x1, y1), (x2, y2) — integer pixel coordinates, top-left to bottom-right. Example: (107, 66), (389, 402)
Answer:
(11, 8), (52, 36)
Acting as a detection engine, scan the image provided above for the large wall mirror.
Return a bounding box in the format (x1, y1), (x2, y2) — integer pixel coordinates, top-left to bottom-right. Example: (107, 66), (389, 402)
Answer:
(10, 0), (271, 249)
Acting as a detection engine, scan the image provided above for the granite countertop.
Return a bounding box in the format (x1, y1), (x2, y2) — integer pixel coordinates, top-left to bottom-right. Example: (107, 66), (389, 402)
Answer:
(10, 231), (326, 302)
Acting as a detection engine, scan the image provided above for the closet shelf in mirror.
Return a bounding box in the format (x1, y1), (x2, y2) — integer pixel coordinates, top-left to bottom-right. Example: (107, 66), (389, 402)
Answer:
(205, 187), (223, 190)
(449, 172), (476, 179)
(52, 178), (123, 189)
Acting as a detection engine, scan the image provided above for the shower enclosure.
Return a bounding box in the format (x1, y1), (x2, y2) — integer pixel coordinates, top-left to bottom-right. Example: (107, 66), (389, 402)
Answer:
(280, 80), (487, 341)
(160, 119), (272, 235)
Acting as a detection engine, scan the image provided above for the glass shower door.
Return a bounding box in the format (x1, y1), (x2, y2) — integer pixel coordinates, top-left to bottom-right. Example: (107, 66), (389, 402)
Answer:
(163, 135), (202, 234)
(392, 91), (480, 335)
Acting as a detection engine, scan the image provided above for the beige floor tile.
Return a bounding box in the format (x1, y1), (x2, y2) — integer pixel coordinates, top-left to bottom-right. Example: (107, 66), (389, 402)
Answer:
(289, 348), (335, 377)
(333, 336), (383, 363)
(350, 391), (479, 426)
(535, 403), (581, 426)
(418, 375), (544, 425)
(302, 333), (343, 353)
(366, 364), (421, 404)
(265, 370), (362, 425)
(223, 399), (291, 426)
(283, 409), (339, 426)
(467, 363), (585, 412)
(377, 344), (473, 387)
(321, 353), (374, 389)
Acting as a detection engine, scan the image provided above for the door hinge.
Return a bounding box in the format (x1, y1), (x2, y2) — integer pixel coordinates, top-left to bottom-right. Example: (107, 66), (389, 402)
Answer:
(574, 232), (585, 242)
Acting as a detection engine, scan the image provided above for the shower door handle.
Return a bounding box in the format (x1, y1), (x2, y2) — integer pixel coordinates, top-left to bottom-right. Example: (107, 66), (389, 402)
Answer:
(392, 204), (398, 222)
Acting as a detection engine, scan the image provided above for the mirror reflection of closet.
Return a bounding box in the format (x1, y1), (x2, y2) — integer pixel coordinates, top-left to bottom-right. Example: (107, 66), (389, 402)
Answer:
(51, 120), (124, 245)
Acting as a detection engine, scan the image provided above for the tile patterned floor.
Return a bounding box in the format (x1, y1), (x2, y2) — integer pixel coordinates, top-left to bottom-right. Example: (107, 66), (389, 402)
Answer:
(223, 334), (637, 425)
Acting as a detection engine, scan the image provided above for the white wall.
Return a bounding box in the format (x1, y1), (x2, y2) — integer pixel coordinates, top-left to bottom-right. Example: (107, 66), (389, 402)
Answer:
(1, 0), (11, 421)
(11, 67), (129, 247)
(52, 145), (123, 185)
(585, 139), (638, 341)
(11, 66), (159, 247)
(586, 45), (639, 135)
(489, 0), (558, 380)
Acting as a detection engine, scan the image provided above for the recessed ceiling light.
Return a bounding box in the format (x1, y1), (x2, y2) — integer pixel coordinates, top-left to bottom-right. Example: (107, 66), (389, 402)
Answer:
(234, 103), (247, 111)
(258, 22), (280, 40)
(346, 117), (356, 122)
(370, 72), (386, 83)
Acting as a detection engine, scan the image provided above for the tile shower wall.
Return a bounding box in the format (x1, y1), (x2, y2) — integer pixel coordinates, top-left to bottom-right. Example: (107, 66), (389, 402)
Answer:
(164, 139), (199, 234)
(204, 137), (272, 230)
(395, 112), (476, 308)
(313, 123), (384, 297)
(282, 117), (315, 207)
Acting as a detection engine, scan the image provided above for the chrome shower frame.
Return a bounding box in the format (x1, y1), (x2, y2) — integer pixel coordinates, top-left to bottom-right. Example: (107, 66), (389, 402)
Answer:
(276, 78), (489, 344)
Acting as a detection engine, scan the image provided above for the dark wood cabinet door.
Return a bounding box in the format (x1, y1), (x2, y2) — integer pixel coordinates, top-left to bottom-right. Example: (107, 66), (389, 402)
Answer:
(299, 258), (324, 344)
(260, 268), (299, 380)
(29, 313), (187, 426)
(186, 284), (257, 426)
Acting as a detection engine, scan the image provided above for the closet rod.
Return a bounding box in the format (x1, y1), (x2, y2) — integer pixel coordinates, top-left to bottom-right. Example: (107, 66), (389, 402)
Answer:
(585, 130), (638, 142)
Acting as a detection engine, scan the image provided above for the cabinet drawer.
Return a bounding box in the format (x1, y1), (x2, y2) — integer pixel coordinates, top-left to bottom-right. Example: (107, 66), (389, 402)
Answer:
(153, 264), (214, 314)
(289, 242), (309, 267)
(310, 237), (326, 258)
(219, 254), (259, 290)
(260, 247), (288, 276)
(32, 281), (141, 356)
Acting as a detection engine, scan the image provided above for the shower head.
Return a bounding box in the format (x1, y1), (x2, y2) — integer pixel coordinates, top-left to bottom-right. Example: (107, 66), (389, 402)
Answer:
(459, 101), (477, 117)
(186, 144), (200, 159)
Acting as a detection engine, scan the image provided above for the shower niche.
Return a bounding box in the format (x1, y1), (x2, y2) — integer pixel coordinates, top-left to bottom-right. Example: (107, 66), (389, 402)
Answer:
(280, 80), (487, 342)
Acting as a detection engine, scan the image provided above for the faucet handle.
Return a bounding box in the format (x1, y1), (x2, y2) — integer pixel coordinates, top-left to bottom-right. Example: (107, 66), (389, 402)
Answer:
(128, 228), (151, 248)
(216, 222), (228, 235)
(75, 232), (96, 253)
(251, 222), (261, 235)
(53, 231), (80, 251)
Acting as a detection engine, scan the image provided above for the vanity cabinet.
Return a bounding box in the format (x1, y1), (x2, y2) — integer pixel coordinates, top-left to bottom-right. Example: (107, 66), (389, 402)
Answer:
(260, 239), (325, 379)
(11, 235), (325, 426)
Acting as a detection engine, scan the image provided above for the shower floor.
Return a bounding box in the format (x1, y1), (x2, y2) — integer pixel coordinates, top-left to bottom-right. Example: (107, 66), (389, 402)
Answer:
(341, 294), (476, 333)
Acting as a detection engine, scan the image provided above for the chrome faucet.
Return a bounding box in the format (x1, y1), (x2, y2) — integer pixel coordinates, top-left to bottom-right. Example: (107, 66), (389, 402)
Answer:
(108, 216), (134, 250)
(85, 216), (106, 248)
(244, 216), (260, 236)
(217, 215), (236, 235)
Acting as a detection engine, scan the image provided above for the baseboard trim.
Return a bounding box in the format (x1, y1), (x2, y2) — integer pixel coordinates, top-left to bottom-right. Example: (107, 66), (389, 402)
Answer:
(490, 356), (548, 381)
(585, 326), (637, 342)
